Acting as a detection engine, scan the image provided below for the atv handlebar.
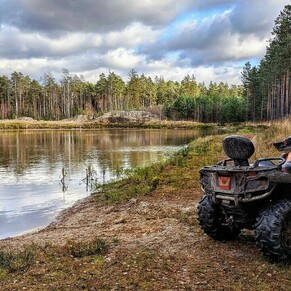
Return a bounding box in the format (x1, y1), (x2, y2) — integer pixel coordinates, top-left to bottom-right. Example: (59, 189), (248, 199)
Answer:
(252, 157), (285, 169)
(217, 157), (286, 170)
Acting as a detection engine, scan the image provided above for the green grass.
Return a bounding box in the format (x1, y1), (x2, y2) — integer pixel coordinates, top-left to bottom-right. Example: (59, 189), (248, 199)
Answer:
(96, 163), (165, 203)
(0, 238), (109, 276)
(0, 246), (35, 273)
(93, 145), (200, 204)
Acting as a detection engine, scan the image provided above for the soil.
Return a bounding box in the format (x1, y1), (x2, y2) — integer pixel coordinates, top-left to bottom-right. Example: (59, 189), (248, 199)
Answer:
(0, 190), (198, 252)
(0, 188), (290, 290)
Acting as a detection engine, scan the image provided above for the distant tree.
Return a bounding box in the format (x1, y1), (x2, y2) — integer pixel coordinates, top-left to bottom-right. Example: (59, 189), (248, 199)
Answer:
(242, 5), (291, 121)
(241, 62), (261, 121)
(0, 75), (11, 118)
(180, 74), (200, 97)
(126, 69), (142, 110)
(10, 71), (24, 118)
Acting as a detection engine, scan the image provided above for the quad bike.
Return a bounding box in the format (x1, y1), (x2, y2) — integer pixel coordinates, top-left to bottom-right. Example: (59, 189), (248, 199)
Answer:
(198, 135), (291, 263)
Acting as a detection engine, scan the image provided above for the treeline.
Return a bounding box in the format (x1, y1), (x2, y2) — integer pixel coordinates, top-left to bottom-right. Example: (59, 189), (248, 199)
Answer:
(242, 4), (291, 121)
(0, 5), (289, 123)
(0, 5), (291, 123)
(0, 68), (245, 123)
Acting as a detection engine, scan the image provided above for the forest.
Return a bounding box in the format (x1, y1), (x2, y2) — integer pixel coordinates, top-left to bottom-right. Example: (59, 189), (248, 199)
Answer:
(0, 68), (244, 123)
(0, 4), (289, 123)
(242, 4), (291, 122)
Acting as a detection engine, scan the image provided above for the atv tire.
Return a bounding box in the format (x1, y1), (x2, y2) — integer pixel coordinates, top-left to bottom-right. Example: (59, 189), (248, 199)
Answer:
(197, 195), (241, 241)
(255, 199), (291, 263)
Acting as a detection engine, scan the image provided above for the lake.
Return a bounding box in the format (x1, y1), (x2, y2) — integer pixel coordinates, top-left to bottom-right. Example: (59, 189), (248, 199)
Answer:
(0, 128), (216, 239)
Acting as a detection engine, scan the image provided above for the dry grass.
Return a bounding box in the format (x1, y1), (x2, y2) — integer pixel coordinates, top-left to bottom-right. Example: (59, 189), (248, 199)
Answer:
(0, 118), (216, 130)
(240, 118), (291, 160)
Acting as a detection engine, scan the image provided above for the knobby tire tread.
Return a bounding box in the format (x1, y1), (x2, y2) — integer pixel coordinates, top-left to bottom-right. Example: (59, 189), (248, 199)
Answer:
(255, 199), (291, 263)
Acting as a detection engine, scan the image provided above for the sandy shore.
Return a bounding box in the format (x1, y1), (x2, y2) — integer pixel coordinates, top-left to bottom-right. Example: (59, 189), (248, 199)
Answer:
(0, 192), (197, 252)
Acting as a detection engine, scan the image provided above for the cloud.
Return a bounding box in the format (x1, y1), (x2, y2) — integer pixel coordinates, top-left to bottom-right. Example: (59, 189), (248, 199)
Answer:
(192, 0), (234, 10)
(0, 22), (158, 59)
(0, 25), (102, 58)
(2, 0), (193, 33)
(0, 0), (290, 86)
(229, 0), (289, 37)
(104, 22), (159, 48)
(143, 0), (288, 67)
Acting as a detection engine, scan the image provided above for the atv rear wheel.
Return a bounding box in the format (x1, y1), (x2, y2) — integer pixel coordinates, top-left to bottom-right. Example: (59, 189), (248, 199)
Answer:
(255, 199), (291, 263)
(197, 195), (241, 241)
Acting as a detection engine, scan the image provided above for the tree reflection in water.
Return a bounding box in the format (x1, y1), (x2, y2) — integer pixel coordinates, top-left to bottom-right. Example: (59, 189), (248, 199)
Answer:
(0, 128), (214, 238)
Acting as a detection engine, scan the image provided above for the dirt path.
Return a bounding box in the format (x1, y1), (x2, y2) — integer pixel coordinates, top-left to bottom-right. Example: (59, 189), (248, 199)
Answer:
(1, 191), (288, 290)
(0, 192), (198, 251)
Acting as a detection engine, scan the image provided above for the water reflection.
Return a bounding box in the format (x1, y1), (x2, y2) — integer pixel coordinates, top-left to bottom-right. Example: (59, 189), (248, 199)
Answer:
(0, 128), (213, 239)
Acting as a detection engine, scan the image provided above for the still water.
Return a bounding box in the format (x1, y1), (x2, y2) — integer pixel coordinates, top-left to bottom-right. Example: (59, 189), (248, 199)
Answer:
(0, 128), (214, 239)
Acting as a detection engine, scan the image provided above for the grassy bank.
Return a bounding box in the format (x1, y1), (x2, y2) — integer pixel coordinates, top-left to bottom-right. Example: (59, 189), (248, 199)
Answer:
(0, 118), (217, 130)
(95, 120), (291, 205)
(0, 121), (291, 290)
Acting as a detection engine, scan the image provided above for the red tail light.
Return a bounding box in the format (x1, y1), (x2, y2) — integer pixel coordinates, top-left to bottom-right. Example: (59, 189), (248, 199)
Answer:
(218, 176), (231, 190)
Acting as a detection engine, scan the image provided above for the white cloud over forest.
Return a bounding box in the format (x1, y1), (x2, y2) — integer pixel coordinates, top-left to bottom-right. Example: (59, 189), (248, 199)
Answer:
(0, 0), (289, 85)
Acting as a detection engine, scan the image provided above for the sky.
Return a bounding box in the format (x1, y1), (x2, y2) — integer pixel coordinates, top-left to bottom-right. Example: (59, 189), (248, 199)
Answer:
(0, 0), (290, 86)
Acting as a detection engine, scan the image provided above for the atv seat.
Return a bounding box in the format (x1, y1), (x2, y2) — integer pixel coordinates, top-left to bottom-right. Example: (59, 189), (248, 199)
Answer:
(222, 135), (254, 166)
